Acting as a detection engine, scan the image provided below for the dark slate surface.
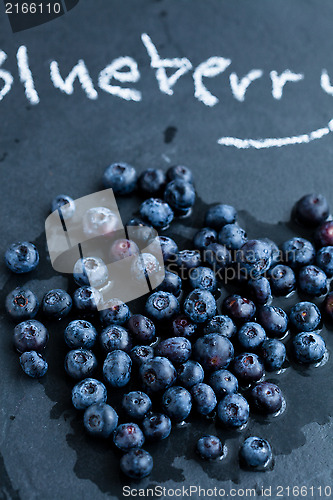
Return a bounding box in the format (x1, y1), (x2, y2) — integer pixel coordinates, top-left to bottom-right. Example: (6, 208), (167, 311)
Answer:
(1, 1), (333, 499)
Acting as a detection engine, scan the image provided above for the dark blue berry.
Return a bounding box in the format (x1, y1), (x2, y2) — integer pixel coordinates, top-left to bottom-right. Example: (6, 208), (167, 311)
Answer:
(218, 224), (247, 250)
(315, 221), (333, 247)
(293, 332), (326, 364)
(250, 381), (283, 414)
(237, 322), (266, 351)
(72, 378), (107, 410)
(142, 413), (171, 441)
(172, 315), (197, 339)
(324, 292), (333, 321)
(64, 320), (97, 349)
(282, 237), (315, 269)
(162, 386), (192, 422)
(5, 242), (39, 274)
(293, 193), (329, 227)
(193, 334), (234, 371)
(164, 179), (196, 214)
(205, 204), (237, 230)
(5, 287), (39, 322)
(196, 435), (223, 460)
(42, 289), (72, 319)
(298, 265), (328, 296)
(157, 236), (178, 261)
(236, 239), (272, 278)
(316, 246), (333, 277)
(155, 337), (192, 364)
(103, 162), (137, 194)
(51, 194), (75, 219)
(103, 350), (132, 387)
(138, 168), (166, 195)
(239, 437), (272, 469)
(83, 403), (118, 438)
(248, 277), (272, 305)
(257, 305), (288, 337)
(127, 314), (156, 344)
(189, 266), (216, 292)
(289, 302), (321, 332)
(260, 339), (286, 371)
(14, 320), (48, 353)
(19, 351), (48, 378)
(176, 249), (201, 271)
(177, 360), (204, 388)
(191, 383), (217, 415)
(232, 353), (264, 384)
(120, 449), (153, 479)
(100, 325), (131, 353)
(222, 295), (256, 324)
(167, 165), (193, 184)
(139, 356), (176, 392)
(139, 198), (174, 229)
(217, 393), (249, 427)
(156, 271), (182, 297)
(130, 345), (154, 366)
(204, 315), (236, 338)
(99, 298), (130, 326)
(73, 286), (102, 315)
(269, 265), (296, 296)
(113, 423), (145, 451)
(208, 369), (238, 397)
(203, 243), (231, 270)
(193, 227), (217, 250)
(122, 391), (152, 420)
(145, 291), (180, 321)
(184, 289), (216, 323)
(65, 349), (97, 380)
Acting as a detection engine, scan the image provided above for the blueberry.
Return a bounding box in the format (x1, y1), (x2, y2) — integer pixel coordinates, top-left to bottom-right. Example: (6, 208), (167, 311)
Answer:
(269, 265), (296, 296)
(120, 449), (153, 479)
(156, 271), (182, 297)
(64, 320), (97, 349)
(167, 165), (193, 184)
(127, 314), (156, 344)
(282, 237), (315, 269)
(260, 339), (286, 371)
(139, 356), (177, 392)
(5, 242), (39, 274)
(289, 302), (321, 332)
(218, 224), (247, 250)
(113, 423), (145, 451)
(257, 305), (288, 337)
(100, 325), (131, 353)
(139, 198), (174, 229)
(236, 239), (272, 278)
(191, 383), (217, 415)
(232, 353), (264, 384)
(237, 322), (266, 351)
(145, 291), (180, 321)
(99, 298), (130, 326)
(138, 168), (166, 195)
(193, 334), (234, 371)
(222, 295), (256, 324)
(131, 253), (161, 284)
(72, 378), (107, 410)
(208, 369), (238, 397)
(82, 207), (120, 237)
(298, 265), (328, 296)
(130, 345), (154, 366)
(155, 337), (192, 364)
(103, 350), (132, 387)
(64, 349), (97, 380)
(202, 243), (231, 270)
(142, 413), (171, 441)
(293, 193), (329, 227)
(73, 286), (102, 315)
(51, 194), (75, 220)
(314, 221), (333, 247)
(83, 403), (118, 438)
(217, 393), (249, 428)
(184, 289), (217, 323)
(5, 287), (39, 322)
(172, 315), (198, 339)
(205, 204), (237, 230)
(196, 435), (223, 460)
(248, 277), (272, 305)
(103, 162), (137, 194)
(250, 381), (283, 414)
(13, 320), (49, 353)
(176, 250), (201, 273)
(177, 360), (204, 388)
(189, 266), (216, 292)
(204, 315), (236, 338)
(316, 246), (333, 277)
(193, 227), (217, 250)
(161, 386), (192, 422)
(126, 217), (154, 245)
(164, 179), (196, 214)
(239, 437), (272, 469)
(262, 238), (280, 267)
(19, 351), (48, 378)
(109, 238), (139, 261)
(293, 332), (326, 364)
(42, 289), (72, 319)
(73, 257), (109, 288)
(122, 391), (152, 420)
(157, 236), (178, 261)
(324, 292), (333, 321)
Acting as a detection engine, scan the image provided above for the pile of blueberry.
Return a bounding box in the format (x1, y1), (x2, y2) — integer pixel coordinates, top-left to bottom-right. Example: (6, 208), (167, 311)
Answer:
(4, 163), (333, 480)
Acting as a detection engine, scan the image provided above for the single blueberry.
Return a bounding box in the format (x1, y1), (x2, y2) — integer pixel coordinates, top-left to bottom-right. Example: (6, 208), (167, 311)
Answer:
(73, 286), (102, 315)
(14, 320), (49, 353)
(314, 221), (333, 247)
(156, 271), (182, 297)
(204, 315), (236, 338)
(131, 253), (161, 285)
(217, 393), (249, 428)
(164, 179), (196, 214)
(127, 314), (156, 344)
(196, 435), (223, 460)
(161, 386), (192, 422)
(5, 242), (39, 274)
(138, 168), (166, 196)
(193, 334), (234, 371)
(113, 423), (145, 451)
(83, 403), (118, 438)
(316, 246), (333, 277)
(139, 356), (177, 392)
(99, 298), (131, 326)
(236, 239), (272, 278)
(293, 193), (329, 227)
(191, 383), (217, 415)
(120, 449), (153, 479)
(260, 339), (286, 371)
(64, 320), (98, 349)
(237, 322), (266, 351)
(130, 345), (154, 366)
(248, 277), (272, 305)
(100, 325), (132, 353)
(218, 224), (247, 250)
(51, 194), (75, 220)
(250, 381), (283, 414)
(72, 378), (107, 410)
(222, 295), (256, 324)
(156, 236), (178, 262)
(257, 305), (288, 337)
(193, 227), (217, 250)
(64, 349), (97, 380)
(172, 315), (198, 339)
(142, 413), (171, 441)
(282, 237), (315, 269)
(189, 266), (216, 292)
(42, 289), (72, 319)
(208, 369), (238, 398)
(202, 242), (231, 270)
(177, 360), (204, 388)
(82, 207), (120, 237)
(289, 302), (321, 332)
(103, 162), (137, 194)
(109, 238), (139, 262)
(298, 265), (328, 296)
(5, 287), (39, 322)
(205, 204), (237, 230)
(293, 332), (326, 364)
(155, 337), (192, 364)
(122, 391), (152, 420)
(73, 257), (109, 288)
(232, 353), (264, 384)
(145, 291), (180, 321)
(269, 265), (296, 296)
(103, 350), (132, 387)
(139, 198), (174, 229)
(166, 165), (193, 184)
(176, 249), (201, 272)
(19, 351), (48, 378)
(239, 437), (272, 469)
(184, 289), (217, 323)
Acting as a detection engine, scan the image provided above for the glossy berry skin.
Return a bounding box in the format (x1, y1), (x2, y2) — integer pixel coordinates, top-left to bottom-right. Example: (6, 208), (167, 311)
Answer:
(138, 168), (166, 196)
(155, 337), (192, 364)
(126, 217), (154, 245)
(64, 320), (97, 349)
(156, 271), (182, 297)
(127, 314), (156, 344)
(205, 204), (237, 230)
(239, 437), (272, 469)
(130, 345), (154, 366)
(316, 246), (333, 277)
(196, 435), (223, 460)
(250, 381), (283, 414)
(83, 403), (118, 438)
(191, 383), (217, 415)
(157, 236), (178, 261)
(120, 449), (153, 479)
(264, 238), (280, 267)
(122, 391), (152, 420)
(113, 423), (145, 451)
(109, 238), (139, 261)
(139, 198), (174, 229)
(293, 332), (326, 364)
(282, 237), (315, 269)
(236, 239), (272, 278)
(260, 339), (286, 371)
(237, 322), (266, 351)
(100, 325), (131, 353)
(51, 194), (75, 219)
(82, 207), (119, 238)
(193, 227), (217, 250)
(222, 295), (256, 324)
(72, 378), (107, 410)
(164, 179), (196, 214)
(139, 356), (177, 392)
(19, 351), (48, 378)
(314, 221), (333, 247)
(232, 353), (264, 384)
(161, 386), (192, 422)
(289, 302), (321, 332)
(184, 289), (216, 323)
(42, 289), (72, 319)
(145, 291), (180, 321)
(142, 413), (171, 441)
(293, 193), (329, 227)
(103, 350), (132, 387)
(257, 305), (288, 337)
(209, 369), (238, 398)
(176, 249), (201, 271)
(248, 277), (272, 305)
(99, 298), (130, 326)
(103, 162), (137, 194)
(13, 320), (49, 353)
(172, 315), (197, 339)
(64, 349), (97, 380)
(177, 360), (204, 388)
(323, 292), (333, 321)
(217, 393), (249, 428)
(203, 243), (231, 270)
(5, 287), (39, 322)
(298, 265), (327, 296)
(204, 315), (236, 338)
(167, 165), (193, 184)
(73, 257), (109, 288)
(218, 224), (247, 250)
(73, 286), (102, 315)
(5, 242), (39, 274)
(193, 334), (234, 371)
(269, 265), (296, 296)
(189, 266), (216, 292)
